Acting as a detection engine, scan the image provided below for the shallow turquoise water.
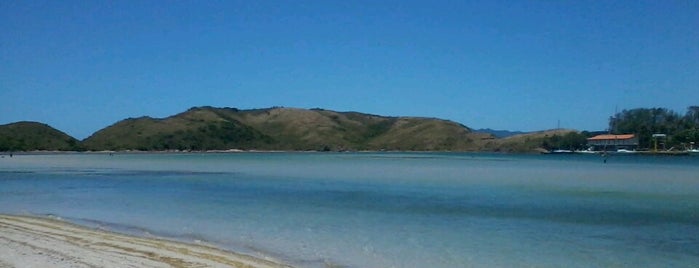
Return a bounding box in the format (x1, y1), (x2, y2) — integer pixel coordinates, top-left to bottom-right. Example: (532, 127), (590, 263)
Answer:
(1, 153), (698, 267)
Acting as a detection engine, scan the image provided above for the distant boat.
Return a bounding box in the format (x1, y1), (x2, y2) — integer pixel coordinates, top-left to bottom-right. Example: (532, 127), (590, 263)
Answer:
(550, 149), (574, 154)
(575, 148), (598, 154)
(616, 149), (637, 154)
(687, 149), (699, 154)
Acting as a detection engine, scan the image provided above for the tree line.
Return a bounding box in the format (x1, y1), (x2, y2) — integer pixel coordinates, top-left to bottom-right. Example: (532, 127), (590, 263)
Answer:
(609, 106), (699, 149)
(541, 106), (699, 151)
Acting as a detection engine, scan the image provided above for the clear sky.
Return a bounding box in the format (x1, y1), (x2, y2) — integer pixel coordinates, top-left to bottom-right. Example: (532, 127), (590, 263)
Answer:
(2, 0), (697, 139)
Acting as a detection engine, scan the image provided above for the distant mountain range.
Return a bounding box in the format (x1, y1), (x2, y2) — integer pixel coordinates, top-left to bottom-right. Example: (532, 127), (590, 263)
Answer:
(0, 106), (577, 152)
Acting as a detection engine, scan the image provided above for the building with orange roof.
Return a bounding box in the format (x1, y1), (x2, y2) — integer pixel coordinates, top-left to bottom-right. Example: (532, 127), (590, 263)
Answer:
(587, 134), (638, 151)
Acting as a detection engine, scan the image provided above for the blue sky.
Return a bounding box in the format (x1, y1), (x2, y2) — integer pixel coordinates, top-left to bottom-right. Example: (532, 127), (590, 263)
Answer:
(2, 0), (697, 139)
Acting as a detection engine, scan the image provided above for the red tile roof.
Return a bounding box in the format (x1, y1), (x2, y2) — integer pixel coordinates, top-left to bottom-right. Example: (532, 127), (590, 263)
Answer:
(587, 134), (636, 141)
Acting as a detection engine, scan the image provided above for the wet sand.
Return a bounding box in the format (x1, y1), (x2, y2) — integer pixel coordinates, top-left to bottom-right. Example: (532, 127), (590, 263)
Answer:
(0, 214), (291, 268)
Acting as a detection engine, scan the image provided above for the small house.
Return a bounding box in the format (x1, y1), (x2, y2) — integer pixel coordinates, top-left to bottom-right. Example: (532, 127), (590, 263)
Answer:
(587, 134), (638, 151)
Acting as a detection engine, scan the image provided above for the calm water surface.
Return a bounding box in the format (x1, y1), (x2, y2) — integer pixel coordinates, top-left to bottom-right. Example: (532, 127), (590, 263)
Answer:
(1, 153), (698, 267)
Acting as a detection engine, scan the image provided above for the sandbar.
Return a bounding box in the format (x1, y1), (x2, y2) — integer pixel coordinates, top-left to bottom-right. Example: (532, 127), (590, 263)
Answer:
(0, 214), (291, 268)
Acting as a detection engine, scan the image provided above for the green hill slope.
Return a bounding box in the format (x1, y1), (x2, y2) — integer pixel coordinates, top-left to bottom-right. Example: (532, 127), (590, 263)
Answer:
(83, 106), (487, 151)
(0, 121), (80, 151)
(227, 107), (489, 151)
(82, 107), (272, 151)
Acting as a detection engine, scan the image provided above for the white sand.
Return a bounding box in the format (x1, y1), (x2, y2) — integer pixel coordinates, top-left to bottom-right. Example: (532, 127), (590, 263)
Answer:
(0, 214), (291, 268)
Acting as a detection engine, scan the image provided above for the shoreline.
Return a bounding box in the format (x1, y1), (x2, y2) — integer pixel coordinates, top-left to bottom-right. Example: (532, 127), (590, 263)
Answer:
(0, 214), (291, 268)
(1, 149), (527, 156)
(3, 150), (696, 157)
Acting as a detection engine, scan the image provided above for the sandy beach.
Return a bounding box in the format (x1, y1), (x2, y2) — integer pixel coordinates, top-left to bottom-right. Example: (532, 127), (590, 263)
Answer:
(0, 214), (291, 268)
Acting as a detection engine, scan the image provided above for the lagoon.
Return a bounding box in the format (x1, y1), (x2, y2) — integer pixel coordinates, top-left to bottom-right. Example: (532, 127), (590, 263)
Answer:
(1, 152), (698, 267)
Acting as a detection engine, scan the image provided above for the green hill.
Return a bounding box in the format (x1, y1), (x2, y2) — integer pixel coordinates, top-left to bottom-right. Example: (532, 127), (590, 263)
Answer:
(83, 106), (489, 151)
(1, 107), (582, 153)
(229, 107), (491, 151)
(0, 121), (80, 151)
(2, 107), (578, 152)
(82, 107), (272, 151)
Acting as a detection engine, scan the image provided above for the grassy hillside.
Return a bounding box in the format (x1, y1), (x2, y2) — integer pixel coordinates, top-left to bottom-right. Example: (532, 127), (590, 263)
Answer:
(2, 108), (580, 152)
(2, 108), (579, 152)
(226, 107), (492, 151)
(82, 107), (272, 151)
(366, 117), (482, 151)
(0, 121), (80, 151)
(83, 106), (489, 151)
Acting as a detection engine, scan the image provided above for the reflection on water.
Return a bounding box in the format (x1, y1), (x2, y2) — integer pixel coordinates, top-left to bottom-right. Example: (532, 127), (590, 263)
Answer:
(1, 153), (698, 267)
